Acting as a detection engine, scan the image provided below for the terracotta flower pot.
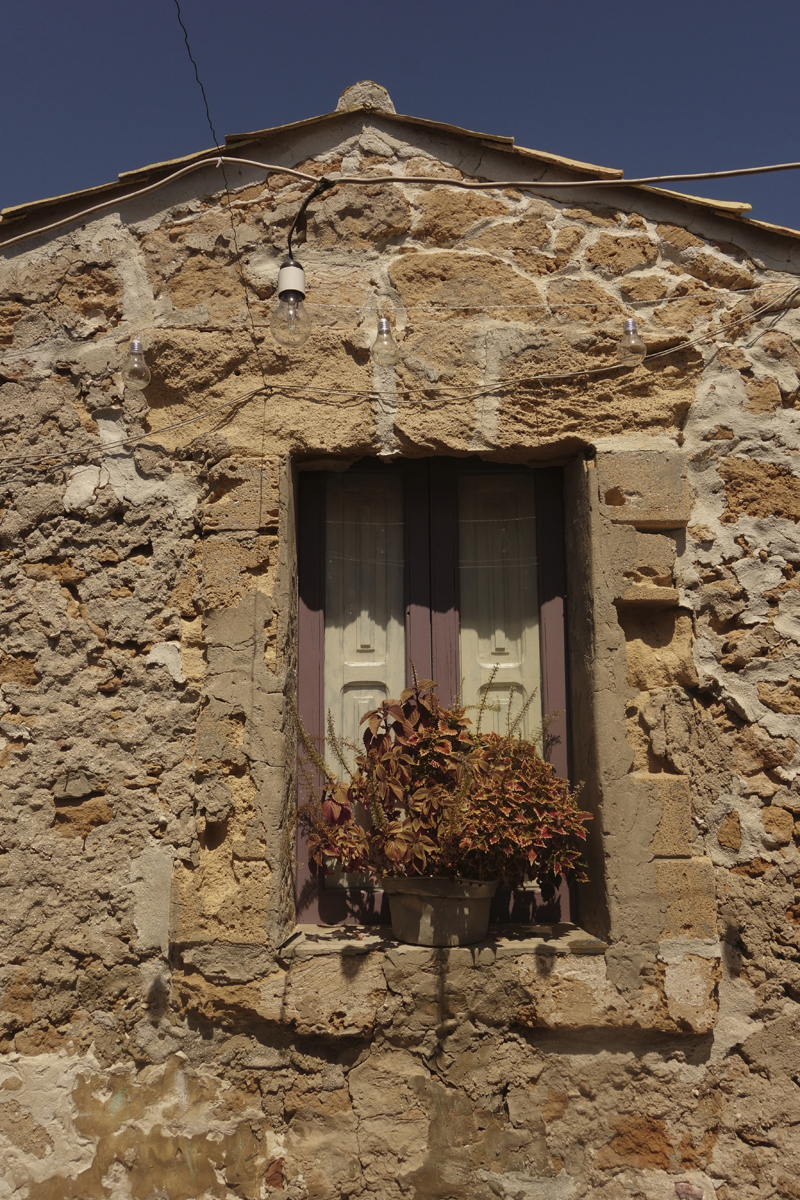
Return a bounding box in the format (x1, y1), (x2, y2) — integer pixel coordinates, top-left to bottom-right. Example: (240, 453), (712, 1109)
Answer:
(382, 877), (498, 946)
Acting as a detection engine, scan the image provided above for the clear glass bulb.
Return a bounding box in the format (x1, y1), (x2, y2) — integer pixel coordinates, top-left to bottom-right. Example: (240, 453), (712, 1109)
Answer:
(270, 291), (312, 347)
(617, 318), (647, 365)
(121, 339), (151, 389)
(370, 318), (399, 366)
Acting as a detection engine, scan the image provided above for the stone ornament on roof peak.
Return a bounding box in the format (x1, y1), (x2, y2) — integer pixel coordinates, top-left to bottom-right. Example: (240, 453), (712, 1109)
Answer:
(336, 81), (396, 114)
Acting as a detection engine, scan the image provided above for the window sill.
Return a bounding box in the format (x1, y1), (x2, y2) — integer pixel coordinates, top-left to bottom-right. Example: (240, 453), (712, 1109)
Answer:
(279, 923), (608, 964)
(173, 926), (716, 1038)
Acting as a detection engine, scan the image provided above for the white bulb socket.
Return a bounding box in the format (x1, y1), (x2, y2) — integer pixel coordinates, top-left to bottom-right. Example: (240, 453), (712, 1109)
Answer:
(276, 262), (306, 299)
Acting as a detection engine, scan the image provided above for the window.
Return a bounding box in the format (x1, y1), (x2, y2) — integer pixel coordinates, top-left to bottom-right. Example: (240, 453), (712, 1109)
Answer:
(297, 458), (571, 925)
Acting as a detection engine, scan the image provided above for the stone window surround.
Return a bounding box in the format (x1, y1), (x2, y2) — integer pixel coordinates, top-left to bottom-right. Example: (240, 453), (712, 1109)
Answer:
(281, 452), (619, 968)
(283, 443), (704, 952)
(173, 441), (719, 1032)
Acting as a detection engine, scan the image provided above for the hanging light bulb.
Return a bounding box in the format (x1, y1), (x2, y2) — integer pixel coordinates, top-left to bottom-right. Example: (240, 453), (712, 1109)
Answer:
(617, 318), (647, 365)
(269, 262), (312, 348)
(370, 317), (399, 367)
(121, 338), (151, 389)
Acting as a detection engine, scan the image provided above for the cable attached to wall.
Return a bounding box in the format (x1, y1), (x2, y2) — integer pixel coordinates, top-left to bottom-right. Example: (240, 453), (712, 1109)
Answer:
(3, 153), (800, 253)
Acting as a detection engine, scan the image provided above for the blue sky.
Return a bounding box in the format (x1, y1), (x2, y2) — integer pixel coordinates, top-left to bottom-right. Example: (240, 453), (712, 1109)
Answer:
(2, 0), (798, 228)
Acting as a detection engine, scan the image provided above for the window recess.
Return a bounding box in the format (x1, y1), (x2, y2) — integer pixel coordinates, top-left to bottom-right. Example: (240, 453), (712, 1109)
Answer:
(297, 458), (571, 926)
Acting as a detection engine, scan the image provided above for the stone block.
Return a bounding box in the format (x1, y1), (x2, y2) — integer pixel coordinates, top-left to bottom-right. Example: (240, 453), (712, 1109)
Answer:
(597, 450), (691, 529)
(741, 1012), (800, 1077)
(414, 188), (509, 245)
(641, 773), (693, 858)
(388, 249), (544, 310)
(761, 805), (794, 846)
(282, 954), (387, 1036)
(655, 858), (717, 939)
(613, 529), (679, 602)
(514, 953), (679, 1031)
(337, 80), (396, 111)
(285, 1108), (361, 1200)
(663, 954), (719, 1032)
(53, 771), (99, 800)
(618, 607), (698, 690)
(585, 232), (658, 275)
(180, 943), (278, 984)
(717, 809), (741, 850)
(349, 1054), (433, 1193)
(745, 377), (782, 413)
(130, 842), (173, 953)
(199, 533), (276, 610)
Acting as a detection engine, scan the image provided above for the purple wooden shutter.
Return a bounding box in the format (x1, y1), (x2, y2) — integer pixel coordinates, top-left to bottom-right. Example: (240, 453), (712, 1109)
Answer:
(296, 470), (389, 925)
(404, 460), (433, 685)
(534, 468), (571, 782)
(429, 462), (460, 706)
(296, 473), (325, 921)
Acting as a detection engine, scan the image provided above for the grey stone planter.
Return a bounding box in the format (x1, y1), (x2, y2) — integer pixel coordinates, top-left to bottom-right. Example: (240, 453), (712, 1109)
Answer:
(382, 877), (498, 946)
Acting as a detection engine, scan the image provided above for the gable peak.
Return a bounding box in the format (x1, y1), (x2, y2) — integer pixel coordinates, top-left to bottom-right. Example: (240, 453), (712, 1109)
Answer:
(336, 81), (396, 115)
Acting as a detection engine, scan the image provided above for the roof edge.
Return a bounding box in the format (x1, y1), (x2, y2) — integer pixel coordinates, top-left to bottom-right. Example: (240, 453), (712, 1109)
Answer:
(489, 140), (623, 179)
(0, 143), (221, 223)
(2, 102), (799, 245)
(223, 107), (515, 150)
(632, 183), (752, 215)
(738, 214), (800, 239)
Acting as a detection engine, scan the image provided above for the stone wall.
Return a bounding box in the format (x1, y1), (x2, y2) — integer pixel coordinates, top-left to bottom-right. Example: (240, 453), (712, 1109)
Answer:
(0, 107), (799, 1199)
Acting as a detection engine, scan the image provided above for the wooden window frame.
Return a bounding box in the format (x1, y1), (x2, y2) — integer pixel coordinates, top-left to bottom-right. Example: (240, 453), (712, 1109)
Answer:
(296, 458), (572, 926)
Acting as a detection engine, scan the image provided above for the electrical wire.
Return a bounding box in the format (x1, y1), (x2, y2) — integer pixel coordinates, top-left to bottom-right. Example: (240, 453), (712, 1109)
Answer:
(170, 1), (280, 433)
(172, 1), (221, 156)
(3, 152), (800, 253)
(287, 177), (337, 262)
(1, 280), (771, 372)
(335, 162), (800, 189)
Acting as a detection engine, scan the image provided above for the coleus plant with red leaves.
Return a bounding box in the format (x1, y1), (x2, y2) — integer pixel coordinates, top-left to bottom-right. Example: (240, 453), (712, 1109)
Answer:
(296, 679), (590, 897)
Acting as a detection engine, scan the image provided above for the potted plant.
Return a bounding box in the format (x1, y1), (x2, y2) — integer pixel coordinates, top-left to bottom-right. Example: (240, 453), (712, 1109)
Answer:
(295, 677), (590, 946)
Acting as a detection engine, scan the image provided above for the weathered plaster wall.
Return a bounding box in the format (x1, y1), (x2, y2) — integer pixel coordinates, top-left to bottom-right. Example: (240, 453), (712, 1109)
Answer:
(0, 105), (799, 1199)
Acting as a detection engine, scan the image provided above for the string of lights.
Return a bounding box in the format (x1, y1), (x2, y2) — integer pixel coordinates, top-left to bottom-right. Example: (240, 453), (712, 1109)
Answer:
(0, 281), (781, 372)
(0, 282), (795, 477)
(1, 122), (795, 367)
(125, 283), (793, 319)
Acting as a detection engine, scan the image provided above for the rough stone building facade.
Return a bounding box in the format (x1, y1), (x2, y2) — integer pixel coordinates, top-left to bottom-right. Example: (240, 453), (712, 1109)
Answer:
(0, 80), (799, 1200)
